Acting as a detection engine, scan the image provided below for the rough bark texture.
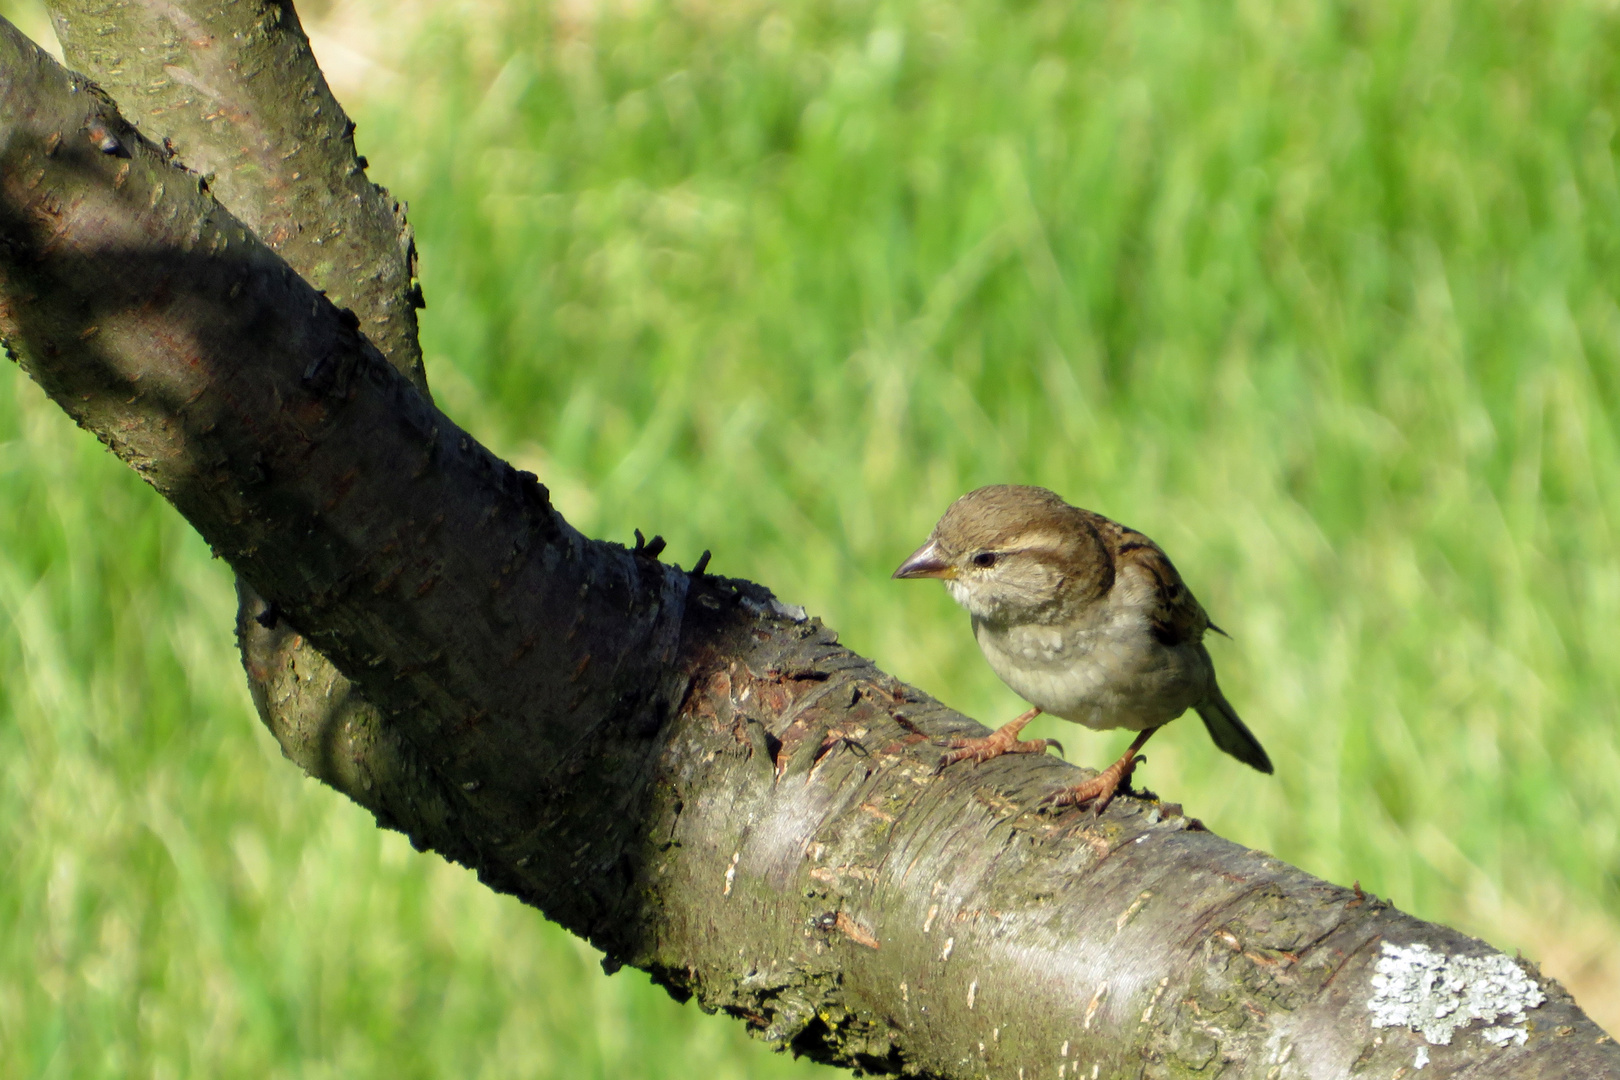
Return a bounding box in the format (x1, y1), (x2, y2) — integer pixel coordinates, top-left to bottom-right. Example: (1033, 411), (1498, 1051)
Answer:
(2, 15), (1617, 1080)
(46, 0), (425, 386)
(42, 0), (426, 813)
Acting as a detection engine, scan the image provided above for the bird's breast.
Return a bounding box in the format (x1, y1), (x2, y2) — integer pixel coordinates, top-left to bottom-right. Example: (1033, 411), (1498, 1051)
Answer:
(971, 613), (1210, 731)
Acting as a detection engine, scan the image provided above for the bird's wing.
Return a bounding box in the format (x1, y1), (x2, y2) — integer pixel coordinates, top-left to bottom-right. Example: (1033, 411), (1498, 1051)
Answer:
(1087, 514), (1211, 646)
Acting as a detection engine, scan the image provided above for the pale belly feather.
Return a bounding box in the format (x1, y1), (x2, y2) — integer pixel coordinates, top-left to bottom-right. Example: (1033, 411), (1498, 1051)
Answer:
(972, 615), (1211, 732)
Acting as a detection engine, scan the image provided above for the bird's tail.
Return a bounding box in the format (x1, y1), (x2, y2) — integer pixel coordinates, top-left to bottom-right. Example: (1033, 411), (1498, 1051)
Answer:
(1195, 686), (1273, 774)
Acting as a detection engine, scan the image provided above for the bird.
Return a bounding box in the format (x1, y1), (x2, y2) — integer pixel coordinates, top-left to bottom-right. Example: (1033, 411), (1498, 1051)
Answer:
(893, 485), (1271, 812)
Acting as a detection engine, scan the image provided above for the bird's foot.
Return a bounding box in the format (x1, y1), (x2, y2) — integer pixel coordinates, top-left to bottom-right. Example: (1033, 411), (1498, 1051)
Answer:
(1041, 756), (1142, 815)
(1041, 727), (1158, 815)
(935, 708), (1059, 772)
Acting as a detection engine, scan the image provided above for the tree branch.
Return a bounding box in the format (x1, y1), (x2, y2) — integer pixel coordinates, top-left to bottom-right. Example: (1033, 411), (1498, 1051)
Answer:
(1, 16), (1614, 1079)
(47, 0), (425, 388)
(41, 0), (430, 825)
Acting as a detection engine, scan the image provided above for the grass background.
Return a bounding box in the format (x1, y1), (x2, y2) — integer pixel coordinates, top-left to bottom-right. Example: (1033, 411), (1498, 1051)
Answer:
(3, 0), (1619, 1074)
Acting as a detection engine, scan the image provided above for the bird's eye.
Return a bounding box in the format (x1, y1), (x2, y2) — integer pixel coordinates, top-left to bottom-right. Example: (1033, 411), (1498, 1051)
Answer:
(972, 551), (997, 568)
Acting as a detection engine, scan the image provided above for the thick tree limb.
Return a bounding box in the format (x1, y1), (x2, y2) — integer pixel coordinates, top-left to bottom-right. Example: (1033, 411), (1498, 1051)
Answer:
(1, 16), (1616, 1080)
(46, 0), (425, 388)
(42, 0), (428, 823)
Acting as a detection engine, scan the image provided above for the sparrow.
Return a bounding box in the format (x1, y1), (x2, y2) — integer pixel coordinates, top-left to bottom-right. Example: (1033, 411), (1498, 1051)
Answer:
(893, 485), (1271, 811)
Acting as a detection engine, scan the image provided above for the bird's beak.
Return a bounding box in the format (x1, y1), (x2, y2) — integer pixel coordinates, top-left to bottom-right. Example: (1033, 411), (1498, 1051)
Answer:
(893, 539), (956, 580)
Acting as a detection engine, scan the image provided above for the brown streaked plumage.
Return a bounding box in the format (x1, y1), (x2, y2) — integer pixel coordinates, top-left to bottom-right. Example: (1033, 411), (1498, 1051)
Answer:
(894, 484), (1271, 812)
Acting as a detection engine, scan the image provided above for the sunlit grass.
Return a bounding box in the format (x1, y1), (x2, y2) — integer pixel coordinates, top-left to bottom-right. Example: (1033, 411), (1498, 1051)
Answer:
(2, 0), (1619, 1073)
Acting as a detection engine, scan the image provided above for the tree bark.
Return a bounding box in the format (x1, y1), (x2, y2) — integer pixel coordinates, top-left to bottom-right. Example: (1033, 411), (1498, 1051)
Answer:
(42, 0), (428, 826)
(1, 13), (1616, 1080)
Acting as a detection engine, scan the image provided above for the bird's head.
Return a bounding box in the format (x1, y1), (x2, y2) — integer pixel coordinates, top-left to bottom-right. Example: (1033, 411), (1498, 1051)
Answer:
(892, 485), (1111, 623)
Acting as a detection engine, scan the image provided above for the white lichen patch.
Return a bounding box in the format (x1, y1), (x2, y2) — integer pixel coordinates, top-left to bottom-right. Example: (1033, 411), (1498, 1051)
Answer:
(1367, 941), (1545, 1046)
(739, 595), (808, 622)
(1479, 1024), (1530, 1048)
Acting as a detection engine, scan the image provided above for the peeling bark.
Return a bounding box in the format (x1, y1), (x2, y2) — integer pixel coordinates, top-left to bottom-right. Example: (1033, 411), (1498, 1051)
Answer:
(1, 15), (1616, 1080)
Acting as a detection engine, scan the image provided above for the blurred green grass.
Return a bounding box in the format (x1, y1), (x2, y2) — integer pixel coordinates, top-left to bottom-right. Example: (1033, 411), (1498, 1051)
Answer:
(4, 0), (1620, 1073)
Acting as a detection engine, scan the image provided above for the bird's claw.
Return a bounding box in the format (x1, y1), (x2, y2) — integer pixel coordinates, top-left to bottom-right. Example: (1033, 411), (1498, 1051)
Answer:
(1039, 751), (1147, 816)
(933, 735), (1061, 774)
(1039, 782), (1117, 817)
